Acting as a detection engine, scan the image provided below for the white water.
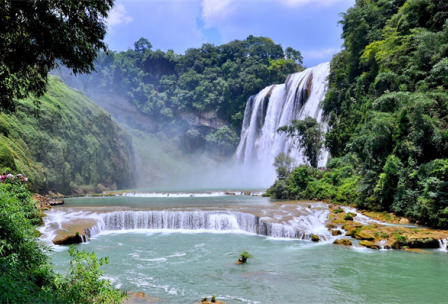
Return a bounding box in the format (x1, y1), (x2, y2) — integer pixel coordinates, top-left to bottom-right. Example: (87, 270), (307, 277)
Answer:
(118, 191), (264, 198)
(41, 208), (333, 244)
(235, 62), (330, 184)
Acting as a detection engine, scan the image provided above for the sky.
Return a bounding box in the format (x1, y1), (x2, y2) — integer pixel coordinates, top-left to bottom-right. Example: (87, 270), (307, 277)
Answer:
(105, 0), (355, 67)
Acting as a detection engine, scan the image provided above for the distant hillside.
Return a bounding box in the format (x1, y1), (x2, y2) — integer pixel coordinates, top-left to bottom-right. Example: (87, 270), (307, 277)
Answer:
(0, 75), (135, 195)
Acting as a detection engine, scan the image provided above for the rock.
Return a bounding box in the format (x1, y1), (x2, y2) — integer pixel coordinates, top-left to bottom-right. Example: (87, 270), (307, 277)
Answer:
(311, 234), (320, 242)
(399, 218), (410, 224)
(355, 230), (376, 240)
(344, 213), (354, 221)
(333, 239), (352, 246)
(326, 224), (337, 229)
(244, 191), (251, 195)
(332, 230), (342, 236)
(360, 240), (379, 249)
(308, 205), (311, 208)
(224, 192), (235, 195)
(53, 233), (83, 245)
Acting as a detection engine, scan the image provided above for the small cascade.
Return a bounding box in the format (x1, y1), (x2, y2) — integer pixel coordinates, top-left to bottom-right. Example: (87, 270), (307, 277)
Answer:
(438, 239), (447, 250)
(235, 62), (330, 184)
(84, 210), (330, 240)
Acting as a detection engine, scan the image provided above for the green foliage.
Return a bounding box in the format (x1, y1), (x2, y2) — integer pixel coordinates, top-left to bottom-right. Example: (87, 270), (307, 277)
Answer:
(239, 251), (254, 261)
(60, 36), (304, 155)
(211, 295), (216, 303)
(277, 117), (323, 168)
(0, 76), (135, 194)
(0, 0), (114, 112)
(273, 152), (296, 180)
(271, 0), (448, 228)
(0, 181), (126, 303)
(344, 213), (354, 221)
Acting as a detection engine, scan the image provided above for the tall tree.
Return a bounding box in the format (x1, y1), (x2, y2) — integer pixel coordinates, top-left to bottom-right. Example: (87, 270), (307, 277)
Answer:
(277, 117), (323, 168)
(0, 0), (114, 111)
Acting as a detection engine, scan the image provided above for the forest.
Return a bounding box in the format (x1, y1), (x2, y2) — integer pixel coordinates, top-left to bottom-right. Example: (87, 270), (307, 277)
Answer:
(64, 36), (304, 156)
(268, 0), (448, 228)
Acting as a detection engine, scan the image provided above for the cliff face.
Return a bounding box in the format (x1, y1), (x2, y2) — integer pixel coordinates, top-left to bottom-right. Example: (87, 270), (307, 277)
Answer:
(0, 75), (136, 195)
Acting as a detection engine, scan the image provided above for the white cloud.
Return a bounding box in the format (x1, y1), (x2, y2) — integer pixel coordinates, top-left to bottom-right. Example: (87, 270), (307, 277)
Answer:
(303, 48), (339, 59)
(107, 3), (133, 28)
(201, 0), (237, 28)
(280, 0), (345, 8)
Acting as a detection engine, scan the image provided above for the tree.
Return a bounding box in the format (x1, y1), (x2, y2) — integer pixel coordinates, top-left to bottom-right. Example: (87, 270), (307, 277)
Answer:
(0, 0), (115, 112)
(134, 37), (152, 54)
(285, 47), (303, 64)
(273, 152), (295, 180)
(277, 117), (323, 168)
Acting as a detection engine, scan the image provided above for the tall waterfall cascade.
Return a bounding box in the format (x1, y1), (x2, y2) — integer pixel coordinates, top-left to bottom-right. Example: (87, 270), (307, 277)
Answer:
(235, 62), (330, 182)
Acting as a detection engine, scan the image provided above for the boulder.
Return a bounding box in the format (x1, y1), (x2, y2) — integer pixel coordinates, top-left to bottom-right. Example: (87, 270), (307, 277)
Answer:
(360, 240), (379, 249)
(225, 192), (236, 195)
(244, 191), (251, 195)
(355, 230), (376, 240)
(53, 233), (83, 245)
(311, 235), (320, 242)
(333, 239), (352, 246)
(332, 230), (342, 236)
(399, 218), (410, 224)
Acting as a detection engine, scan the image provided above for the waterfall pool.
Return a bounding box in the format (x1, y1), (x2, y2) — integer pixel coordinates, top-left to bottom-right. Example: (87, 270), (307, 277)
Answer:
(43, 193), (448, 304)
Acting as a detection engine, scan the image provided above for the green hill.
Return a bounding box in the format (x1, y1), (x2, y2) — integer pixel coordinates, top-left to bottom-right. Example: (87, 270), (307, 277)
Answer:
(0, 75), (135, 195)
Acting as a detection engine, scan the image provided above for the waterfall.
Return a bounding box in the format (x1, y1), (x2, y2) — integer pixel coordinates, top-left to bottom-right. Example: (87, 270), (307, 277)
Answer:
(85, 210), (331, 241)
(235, 62), (330, 183)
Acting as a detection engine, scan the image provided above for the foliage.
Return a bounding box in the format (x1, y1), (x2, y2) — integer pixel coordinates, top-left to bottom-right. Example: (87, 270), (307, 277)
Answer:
(57, 36), (304, 154)
(270, 0), (448, 228)
(239, 251), (254, 262)
(0, 0), (114, 112)
(0, 76), (135, 194)
(0, 181), (126, 303)
(273, 152), (296, 180)
(277, 117), (323, 168)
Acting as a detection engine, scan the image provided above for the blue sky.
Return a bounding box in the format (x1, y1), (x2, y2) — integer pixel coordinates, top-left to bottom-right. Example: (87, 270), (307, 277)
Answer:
(105, 0), (355, 67)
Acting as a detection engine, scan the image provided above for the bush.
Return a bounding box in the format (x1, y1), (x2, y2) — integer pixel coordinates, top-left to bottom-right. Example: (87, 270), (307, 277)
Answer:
(0, 181), (127, 303)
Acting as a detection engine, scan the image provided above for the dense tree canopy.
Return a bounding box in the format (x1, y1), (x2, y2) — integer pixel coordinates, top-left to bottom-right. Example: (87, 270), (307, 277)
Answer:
(63, 36), (304, 155)
(268, 0), (448, 228)
(0, 0), (114, 112)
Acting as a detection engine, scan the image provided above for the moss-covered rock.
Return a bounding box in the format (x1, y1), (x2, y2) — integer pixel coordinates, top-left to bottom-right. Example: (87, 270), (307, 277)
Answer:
(311, 234), (320, 242)
(332, 230), (342, 236)
(360, 240), (379, 249)
(333, 239), (352, 246)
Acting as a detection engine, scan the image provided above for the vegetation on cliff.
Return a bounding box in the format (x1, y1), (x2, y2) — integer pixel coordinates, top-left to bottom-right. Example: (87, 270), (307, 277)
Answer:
(0, 75), (135, 195)
(0, 180), (126, 303)
(57, 36), (304, 155)
(268, 0), (448, 228)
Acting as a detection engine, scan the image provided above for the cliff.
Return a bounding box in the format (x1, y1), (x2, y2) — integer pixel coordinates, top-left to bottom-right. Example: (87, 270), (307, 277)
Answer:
(0, 75), (136, 194)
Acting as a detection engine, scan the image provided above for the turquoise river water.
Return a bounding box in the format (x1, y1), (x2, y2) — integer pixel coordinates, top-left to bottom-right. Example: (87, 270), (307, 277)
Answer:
(42, 192), (448, 304)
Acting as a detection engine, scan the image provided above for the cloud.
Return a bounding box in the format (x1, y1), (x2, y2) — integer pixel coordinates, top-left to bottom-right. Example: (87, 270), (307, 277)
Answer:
(107, 3), (133, 28)
(280, 0), (345, 7)
(303, 48), (340, 59)
(201, 0), (347, 27)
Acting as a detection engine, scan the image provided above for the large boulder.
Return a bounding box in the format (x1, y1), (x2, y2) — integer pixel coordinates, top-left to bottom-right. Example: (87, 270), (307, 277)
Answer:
(360, 240), (379, 249)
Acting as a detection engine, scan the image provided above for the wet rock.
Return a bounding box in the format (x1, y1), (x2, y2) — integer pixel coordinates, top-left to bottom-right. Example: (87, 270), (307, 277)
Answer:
(399, 218), (410, 224)
(224, 192), (236, 195)
(332, 230), (342, 236)
(360, 240), (379, 249)
(244, 191), (251, 195)
(311, 234), (320, 242)
(333, 239), (352, 246)
(53, 233), (83, 245)
(355, 230), (376, 241)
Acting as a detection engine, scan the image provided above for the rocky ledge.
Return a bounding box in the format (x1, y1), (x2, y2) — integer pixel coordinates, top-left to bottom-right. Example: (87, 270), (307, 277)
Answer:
(328, 204), (448, 250)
